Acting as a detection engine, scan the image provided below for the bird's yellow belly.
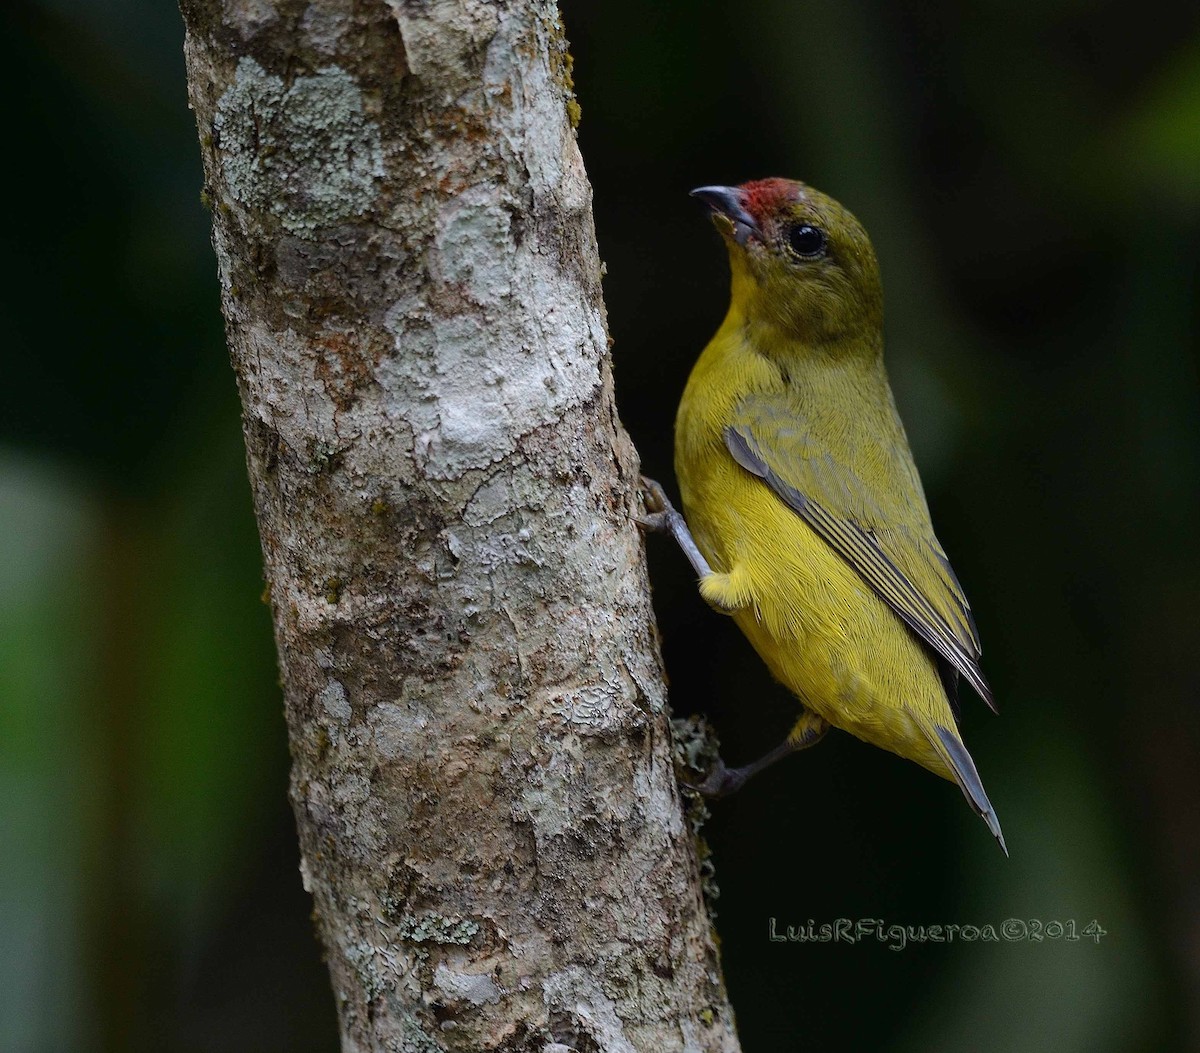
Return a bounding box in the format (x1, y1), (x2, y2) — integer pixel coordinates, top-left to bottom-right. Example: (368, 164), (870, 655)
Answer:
(681, 462), (951, 776)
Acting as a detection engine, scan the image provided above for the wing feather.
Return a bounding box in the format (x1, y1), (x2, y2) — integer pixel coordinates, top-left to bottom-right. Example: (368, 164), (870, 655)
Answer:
(724, 419), (995, 712)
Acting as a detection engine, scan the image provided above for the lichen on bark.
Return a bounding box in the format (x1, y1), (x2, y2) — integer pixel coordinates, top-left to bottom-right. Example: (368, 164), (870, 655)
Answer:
(214, 57), (385, 235)
(180, 1), (742, 1050)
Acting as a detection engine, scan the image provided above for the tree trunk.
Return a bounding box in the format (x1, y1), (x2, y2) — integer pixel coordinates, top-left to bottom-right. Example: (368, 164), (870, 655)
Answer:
(178, 2), (740, 1050)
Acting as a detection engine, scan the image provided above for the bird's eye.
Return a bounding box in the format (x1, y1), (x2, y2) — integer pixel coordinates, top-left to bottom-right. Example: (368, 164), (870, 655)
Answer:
(787, 224), (827, 258)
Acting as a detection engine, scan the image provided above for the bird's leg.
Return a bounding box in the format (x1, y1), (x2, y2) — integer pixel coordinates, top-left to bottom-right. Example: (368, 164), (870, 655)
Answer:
(695, 711), (829, 799)
(639, 475), (820, 796)
(636, 476), (714, 578)
(637, 477), (754, 613)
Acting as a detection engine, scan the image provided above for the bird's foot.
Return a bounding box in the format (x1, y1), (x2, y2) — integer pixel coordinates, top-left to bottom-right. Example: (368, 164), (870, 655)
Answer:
(684, 758), (751, 800)
(635, 477), (717, 580)
(635, 476), (683, 534)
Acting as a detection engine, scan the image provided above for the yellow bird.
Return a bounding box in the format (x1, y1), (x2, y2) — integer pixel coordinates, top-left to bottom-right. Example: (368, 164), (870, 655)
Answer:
(641, 178), (1005, 853)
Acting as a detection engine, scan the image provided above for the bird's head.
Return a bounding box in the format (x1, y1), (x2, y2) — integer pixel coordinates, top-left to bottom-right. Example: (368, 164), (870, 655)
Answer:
(691, 178), (883, 347)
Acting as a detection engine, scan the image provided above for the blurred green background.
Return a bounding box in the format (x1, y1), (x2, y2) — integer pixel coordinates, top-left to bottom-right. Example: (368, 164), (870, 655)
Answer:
(2, 0), (1197, 1050)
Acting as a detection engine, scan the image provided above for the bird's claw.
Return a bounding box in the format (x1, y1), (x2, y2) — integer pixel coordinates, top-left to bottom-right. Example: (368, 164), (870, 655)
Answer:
(641, 475), (671, 514)
(637, 476), (681, 534)
(635, 511), (673, 533)
(682, 758), (748, 800)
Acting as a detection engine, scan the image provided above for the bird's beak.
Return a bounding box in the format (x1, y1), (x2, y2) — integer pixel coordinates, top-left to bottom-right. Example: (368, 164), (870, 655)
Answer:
(690, 185), (760, 247)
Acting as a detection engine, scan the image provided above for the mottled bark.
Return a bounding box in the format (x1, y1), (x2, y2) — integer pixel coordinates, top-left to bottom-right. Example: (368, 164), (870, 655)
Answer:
(178, 1), (740, 1050)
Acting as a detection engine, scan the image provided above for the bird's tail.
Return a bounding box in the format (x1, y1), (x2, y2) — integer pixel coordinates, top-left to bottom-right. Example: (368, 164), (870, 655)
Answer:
(923, 722), (1008, 856)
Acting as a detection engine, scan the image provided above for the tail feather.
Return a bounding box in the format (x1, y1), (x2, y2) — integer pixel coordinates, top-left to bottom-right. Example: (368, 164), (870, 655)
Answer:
(928, 723), (1008, 856)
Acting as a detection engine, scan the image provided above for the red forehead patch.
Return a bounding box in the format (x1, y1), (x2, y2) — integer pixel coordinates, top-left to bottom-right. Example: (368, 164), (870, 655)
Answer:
(737, 178), (800, 219)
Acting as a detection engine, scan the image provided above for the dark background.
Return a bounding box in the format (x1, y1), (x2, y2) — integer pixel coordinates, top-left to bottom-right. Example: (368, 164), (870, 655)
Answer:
(2, 0), (1197, 1050)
